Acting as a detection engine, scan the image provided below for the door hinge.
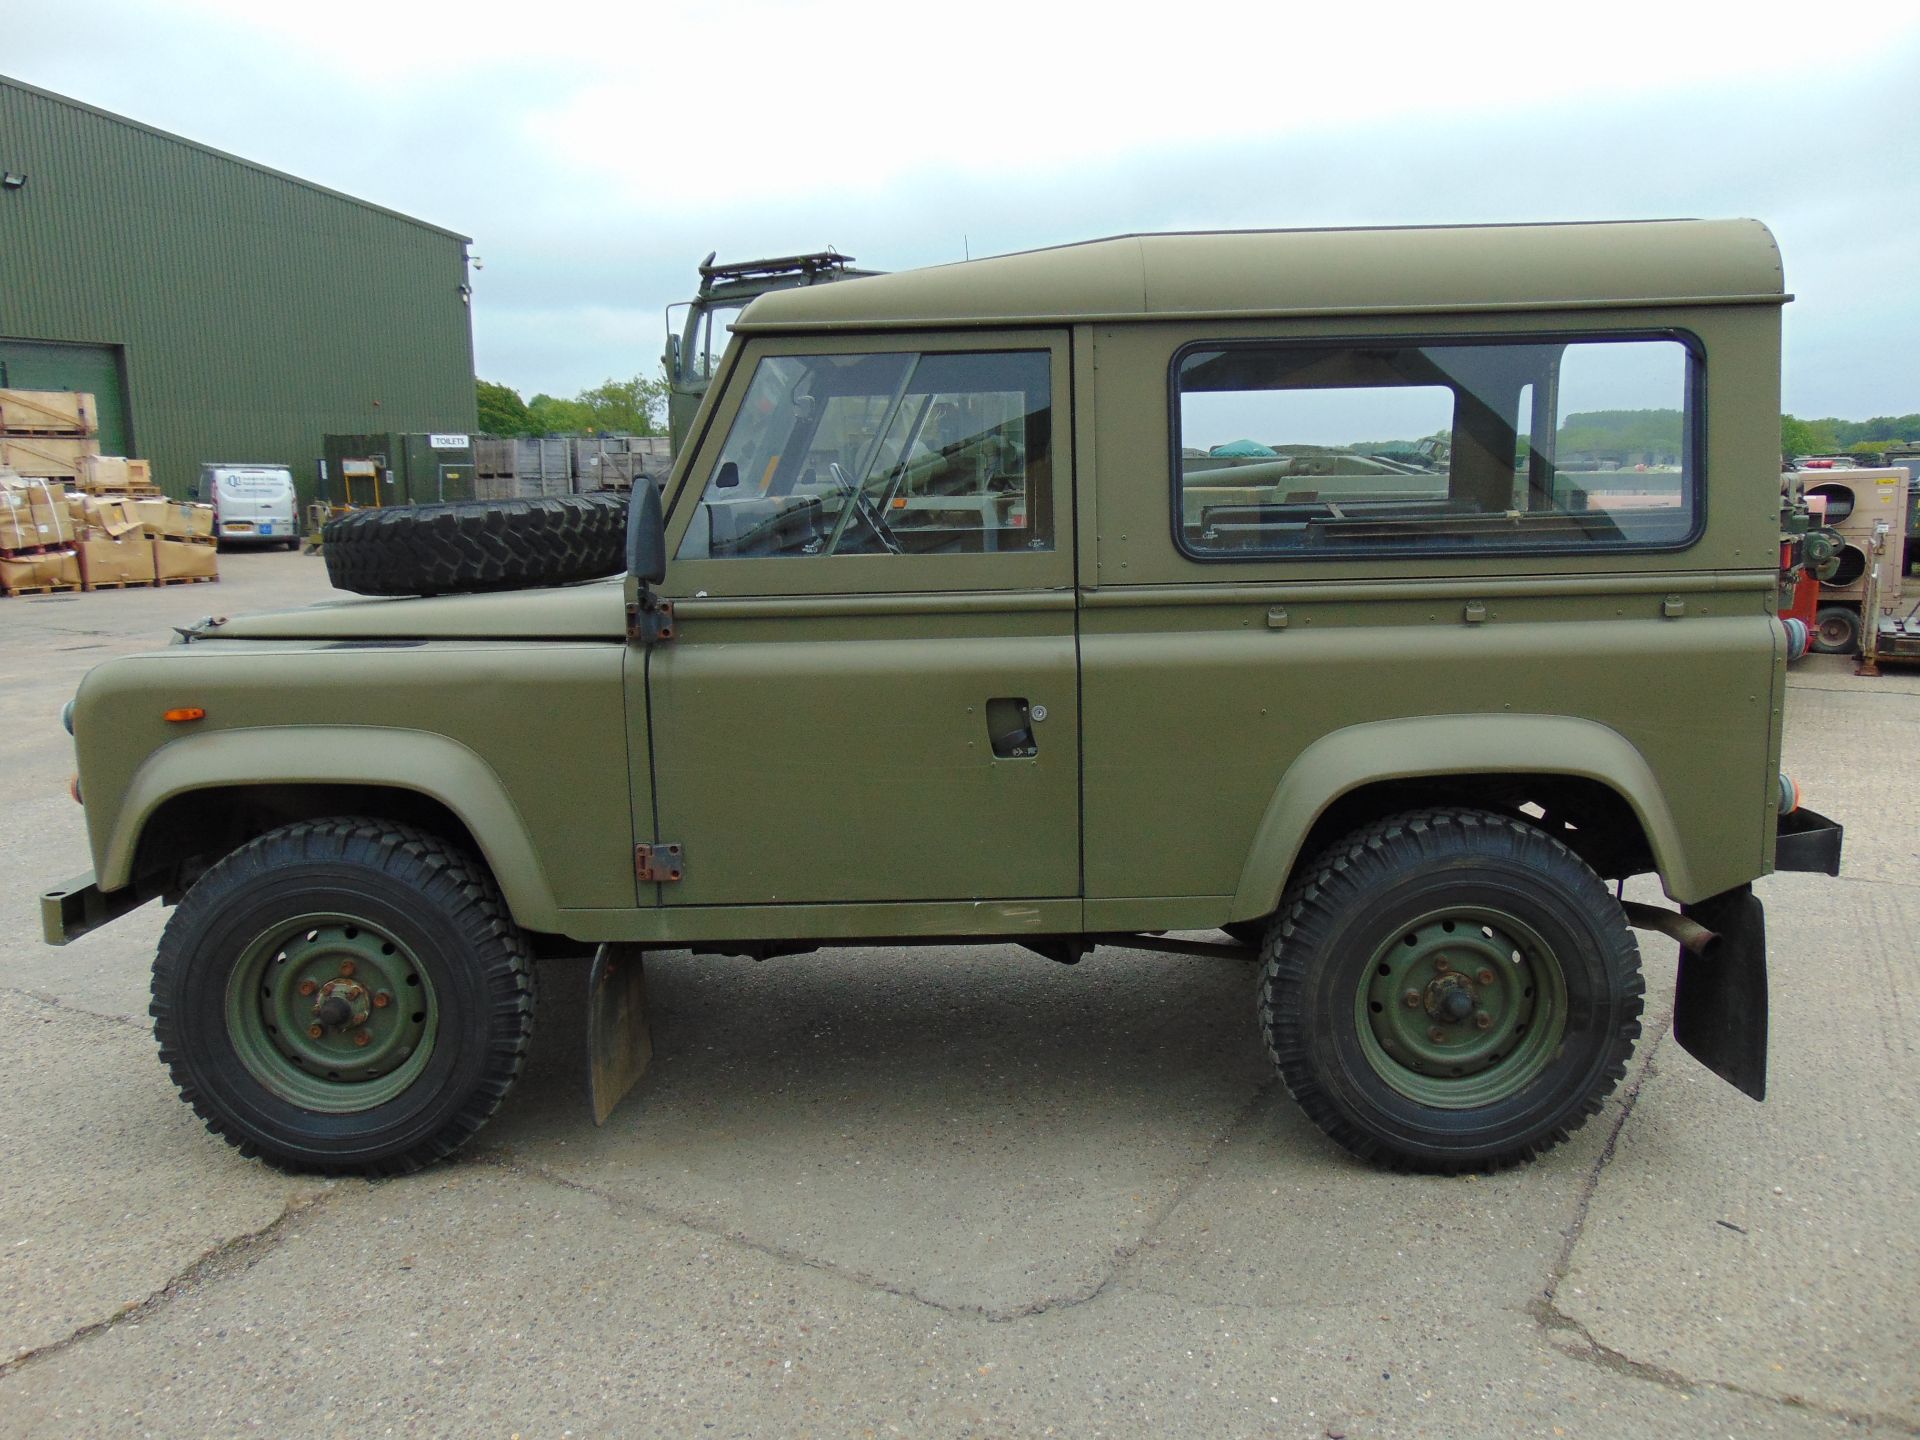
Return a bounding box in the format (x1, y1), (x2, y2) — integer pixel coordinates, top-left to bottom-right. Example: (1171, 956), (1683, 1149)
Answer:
(627, 595), (676, 645)
(636, 842), (685, 883)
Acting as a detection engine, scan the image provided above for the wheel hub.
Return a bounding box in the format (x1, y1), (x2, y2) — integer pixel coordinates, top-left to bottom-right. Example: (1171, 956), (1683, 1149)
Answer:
(1425, 974), (1477, 1023)
(225, 914), (437, 1113)
(1357, 909), (1567, 1109)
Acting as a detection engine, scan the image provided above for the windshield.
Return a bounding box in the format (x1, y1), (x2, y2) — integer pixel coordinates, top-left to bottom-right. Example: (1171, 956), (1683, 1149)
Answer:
(675, 302), (745, 387)
(677, 349), (1053, 559)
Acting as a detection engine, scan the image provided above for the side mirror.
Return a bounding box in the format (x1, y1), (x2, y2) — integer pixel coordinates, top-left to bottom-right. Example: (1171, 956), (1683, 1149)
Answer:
(627, 482), (667, 584)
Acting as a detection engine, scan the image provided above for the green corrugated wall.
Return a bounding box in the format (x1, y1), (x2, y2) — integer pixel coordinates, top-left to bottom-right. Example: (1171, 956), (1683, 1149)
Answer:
(0, 75), (476, 501)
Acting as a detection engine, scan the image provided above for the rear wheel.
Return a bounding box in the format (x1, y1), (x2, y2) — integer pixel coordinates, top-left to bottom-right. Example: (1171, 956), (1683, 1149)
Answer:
(1258, 808), (1642, 1172)
(151, 818), (535, 1174)
(1812, 604), (1861, 655)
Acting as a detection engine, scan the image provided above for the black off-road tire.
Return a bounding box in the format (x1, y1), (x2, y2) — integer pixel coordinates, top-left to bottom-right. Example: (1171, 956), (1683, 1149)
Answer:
(151, 818), (536, 1175)
(322, 492), (630, 597)
(1811, 604), (1861, 655)
(1257, 808), (1643, 1173)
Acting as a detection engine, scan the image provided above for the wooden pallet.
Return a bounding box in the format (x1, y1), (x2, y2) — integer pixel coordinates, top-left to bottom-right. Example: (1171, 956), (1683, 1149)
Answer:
(1, 580), (81, 597)
(83, 578), (156, 591)
(154, 573), (218, 586)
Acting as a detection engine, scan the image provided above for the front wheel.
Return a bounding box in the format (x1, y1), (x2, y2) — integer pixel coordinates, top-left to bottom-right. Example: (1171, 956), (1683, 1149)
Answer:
(151, 818), (535, 1175)
(1258, 808), (1643, 1172)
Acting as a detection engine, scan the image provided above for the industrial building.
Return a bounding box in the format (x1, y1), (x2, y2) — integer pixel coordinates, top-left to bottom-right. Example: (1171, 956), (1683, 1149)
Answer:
(0, 74), (476, 501)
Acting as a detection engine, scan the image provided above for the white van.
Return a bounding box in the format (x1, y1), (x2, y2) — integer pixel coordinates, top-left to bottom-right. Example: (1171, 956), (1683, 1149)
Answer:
(194, 464), (298, 549)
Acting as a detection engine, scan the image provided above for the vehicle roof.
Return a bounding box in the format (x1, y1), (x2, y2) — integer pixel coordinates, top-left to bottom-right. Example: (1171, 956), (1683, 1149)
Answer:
(733, 220), (1786, 333)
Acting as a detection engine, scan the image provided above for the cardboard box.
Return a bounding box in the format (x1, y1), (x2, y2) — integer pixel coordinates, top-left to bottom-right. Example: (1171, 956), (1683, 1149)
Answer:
(0, 548), (79, 592)
(81, 495), (142, 538)
(0, 389), (95, 436)
(136, 497), (216, 541)
(26, 481), (76, 545)
(152, 538), (219, 582)
(0, 477), (77, 547)
(0, 489), (37, 550)
(77, 533), (157, 588)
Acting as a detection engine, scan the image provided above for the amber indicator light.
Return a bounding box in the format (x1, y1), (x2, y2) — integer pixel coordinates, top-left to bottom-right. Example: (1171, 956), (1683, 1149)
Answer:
(164, 707), (206, 723)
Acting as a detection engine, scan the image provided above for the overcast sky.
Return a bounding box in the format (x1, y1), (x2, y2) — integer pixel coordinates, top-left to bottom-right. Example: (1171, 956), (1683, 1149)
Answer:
(8, 1), (1917, 418)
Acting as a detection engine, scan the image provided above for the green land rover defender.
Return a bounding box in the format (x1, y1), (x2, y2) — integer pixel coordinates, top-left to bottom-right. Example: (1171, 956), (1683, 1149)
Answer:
(43, 220), (1843, 1176)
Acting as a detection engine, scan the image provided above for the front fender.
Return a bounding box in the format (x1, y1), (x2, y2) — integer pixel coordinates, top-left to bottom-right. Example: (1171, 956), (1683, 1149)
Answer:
(98, 725), (564, 931)
(1227, 714), (1692, 922)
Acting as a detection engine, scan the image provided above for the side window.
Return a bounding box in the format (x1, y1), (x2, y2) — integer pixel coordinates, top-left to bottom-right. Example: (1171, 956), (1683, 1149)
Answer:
(1173, 336), (1699, 558)
(677, 349), (1053, 559)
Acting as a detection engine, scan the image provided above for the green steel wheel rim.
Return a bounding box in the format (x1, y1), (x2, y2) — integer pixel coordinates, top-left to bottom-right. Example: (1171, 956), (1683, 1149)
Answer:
(223, 912), (439, 1113)
(1354, 906), (1569, 1109)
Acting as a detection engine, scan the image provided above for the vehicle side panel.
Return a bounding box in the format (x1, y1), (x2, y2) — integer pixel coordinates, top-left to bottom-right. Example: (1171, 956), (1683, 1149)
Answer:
(75, 642), (635, 921)
(1078, 307), (1786, 911)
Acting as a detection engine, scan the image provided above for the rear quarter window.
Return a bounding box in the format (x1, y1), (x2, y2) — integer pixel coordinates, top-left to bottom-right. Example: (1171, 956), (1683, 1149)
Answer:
(1172, 334), (1703, 560)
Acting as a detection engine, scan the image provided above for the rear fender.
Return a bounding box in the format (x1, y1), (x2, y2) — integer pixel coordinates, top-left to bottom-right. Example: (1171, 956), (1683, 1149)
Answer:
(1228, 714), (1691, 921)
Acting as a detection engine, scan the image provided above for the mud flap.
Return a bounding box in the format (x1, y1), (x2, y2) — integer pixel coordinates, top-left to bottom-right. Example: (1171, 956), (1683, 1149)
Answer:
(1674, 885), (1767, 1101)
(586, 943), (654, 1126)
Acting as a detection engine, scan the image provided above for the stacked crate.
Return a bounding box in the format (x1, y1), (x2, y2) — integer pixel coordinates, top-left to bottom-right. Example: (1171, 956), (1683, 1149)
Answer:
(473, 435), (672, 497)
(0, 389), (102, 483)
(0, 472), (83, 595)
(0, 387), (218, 595)
(73, 453), (162, 498)
(1, 472), (216, 597)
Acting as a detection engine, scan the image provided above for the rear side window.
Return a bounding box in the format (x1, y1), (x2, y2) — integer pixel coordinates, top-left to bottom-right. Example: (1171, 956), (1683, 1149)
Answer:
(678, 349), (1053, 560)
(1173, 335), (1701, 559)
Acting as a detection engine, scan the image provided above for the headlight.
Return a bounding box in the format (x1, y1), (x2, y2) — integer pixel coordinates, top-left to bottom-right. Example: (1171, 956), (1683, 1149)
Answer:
(61, 698), (75, 736)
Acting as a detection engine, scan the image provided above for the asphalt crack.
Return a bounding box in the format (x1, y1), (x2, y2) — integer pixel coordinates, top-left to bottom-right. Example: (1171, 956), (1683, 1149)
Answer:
(0, 1187), (337, 1381)
(464, 1076), (1282, 1326)
(1531, 1016), (1920, 1434)
(1, 986), (146, 1032)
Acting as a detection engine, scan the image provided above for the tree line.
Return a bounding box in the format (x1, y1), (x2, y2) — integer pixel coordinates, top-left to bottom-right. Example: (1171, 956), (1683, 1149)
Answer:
(1782, 412), (1919, 457)
(476, 375), (668, 438)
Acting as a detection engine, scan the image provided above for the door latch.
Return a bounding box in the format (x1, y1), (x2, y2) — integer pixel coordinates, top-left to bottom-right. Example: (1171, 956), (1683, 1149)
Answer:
(636, 843), (685, 883)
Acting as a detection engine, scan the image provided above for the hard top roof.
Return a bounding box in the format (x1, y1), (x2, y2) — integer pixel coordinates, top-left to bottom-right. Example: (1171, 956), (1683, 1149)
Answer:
(734, 219), (1785, 333)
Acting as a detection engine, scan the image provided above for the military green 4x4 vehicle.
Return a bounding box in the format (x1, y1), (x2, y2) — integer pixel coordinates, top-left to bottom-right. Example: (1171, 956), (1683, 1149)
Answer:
(44, 220), (1844, 1176)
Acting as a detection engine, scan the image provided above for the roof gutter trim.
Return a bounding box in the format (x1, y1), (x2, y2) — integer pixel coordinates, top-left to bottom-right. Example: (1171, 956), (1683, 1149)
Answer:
(734, 291), (1793, 334)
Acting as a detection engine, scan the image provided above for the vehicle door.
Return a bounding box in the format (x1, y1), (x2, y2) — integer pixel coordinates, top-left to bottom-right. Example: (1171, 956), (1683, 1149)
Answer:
(637, 330), (1079, 908)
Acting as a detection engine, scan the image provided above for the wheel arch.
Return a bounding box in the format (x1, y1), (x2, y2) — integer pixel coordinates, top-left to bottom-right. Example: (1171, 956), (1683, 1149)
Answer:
(101, 726), (564, 931)
(1228, 715), (1692, 924)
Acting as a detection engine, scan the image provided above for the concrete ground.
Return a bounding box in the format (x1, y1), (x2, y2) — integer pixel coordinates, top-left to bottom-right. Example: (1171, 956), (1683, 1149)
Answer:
(0, 553), (1913, 1438)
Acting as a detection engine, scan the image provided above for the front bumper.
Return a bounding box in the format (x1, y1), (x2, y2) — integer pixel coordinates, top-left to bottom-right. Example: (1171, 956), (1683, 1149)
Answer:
(41, 871), (157, 946)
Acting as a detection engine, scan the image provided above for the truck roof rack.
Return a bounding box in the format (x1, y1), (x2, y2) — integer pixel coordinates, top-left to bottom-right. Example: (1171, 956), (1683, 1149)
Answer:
(694, 249), (881, 300)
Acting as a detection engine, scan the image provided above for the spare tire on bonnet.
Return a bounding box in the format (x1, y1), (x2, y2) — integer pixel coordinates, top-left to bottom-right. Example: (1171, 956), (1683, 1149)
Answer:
(322, 493), (631, 597)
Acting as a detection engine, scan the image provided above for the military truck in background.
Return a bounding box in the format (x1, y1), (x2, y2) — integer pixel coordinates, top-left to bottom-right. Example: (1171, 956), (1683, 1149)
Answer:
(663, 249), (879, 457)
(1790, 466), (1917, 658)
(42, 219), (1845, 1179)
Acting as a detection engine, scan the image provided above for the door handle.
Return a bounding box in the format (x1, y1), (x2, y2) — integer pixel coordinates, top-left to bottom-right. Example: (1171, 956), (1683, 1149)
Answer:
(986, 697), (1038, 758)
